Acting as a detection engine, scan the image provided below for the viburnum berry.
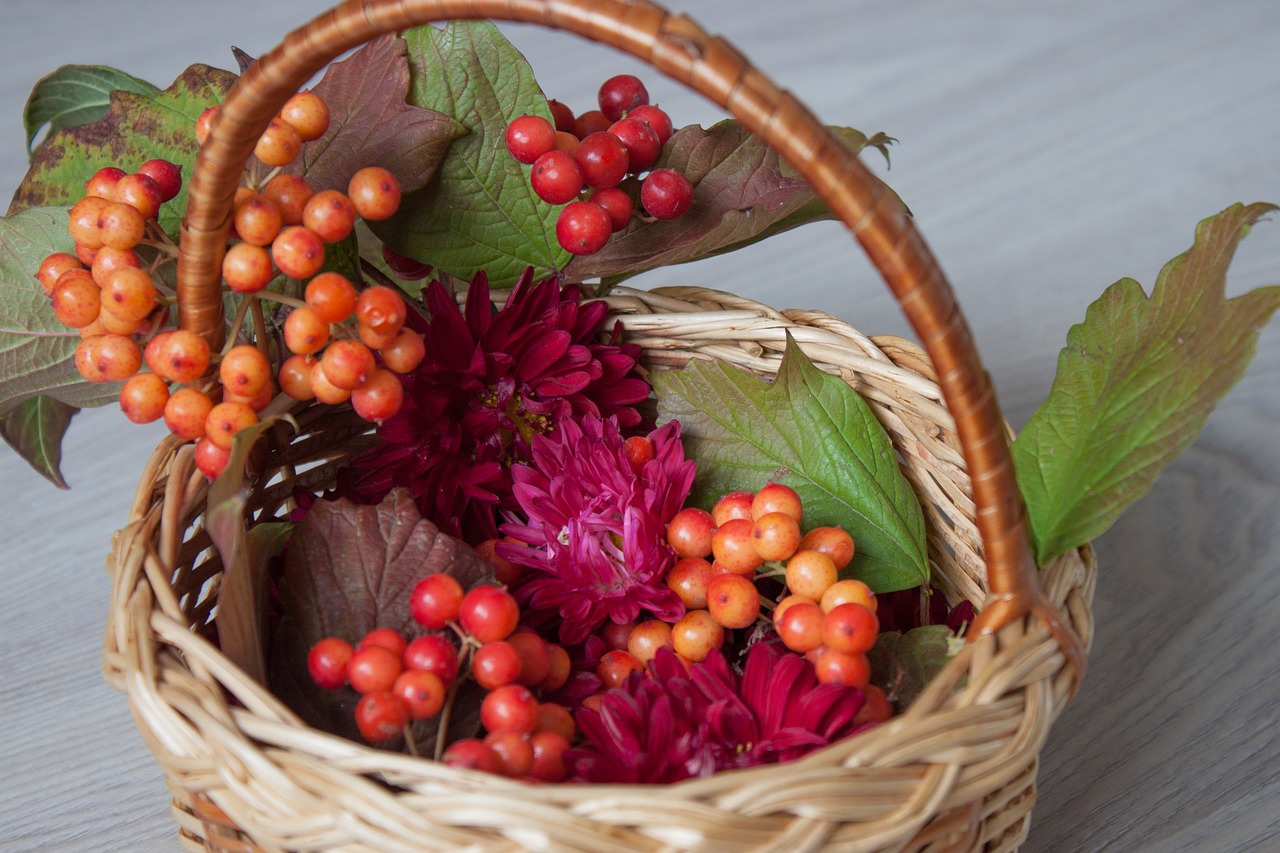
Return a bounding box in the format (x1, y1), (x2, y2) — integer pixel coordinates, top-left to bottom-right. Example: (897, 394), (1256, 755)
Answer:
(811, 646), (871, 688)
(219, 344), (272, 398)
(820, 578), (876, 613)
(547, 99), (575, 133)
(347, 166), (401, 220)
(354, 690), (409, 742)
(441, 739), (501, 773)
(667, 507), (715, 559)
(666, 556), (713, 609)
(481, 684), (539, 735)
(223, 377), (275, 414)
(378, 328), (426, 374)
(753, 481), (804, 522)
(589, 186), (633, 232)
(204, 401), (259, 450)
(74, 334), (142, 383)
(596, 649), (644, 689)
(608, 117), (662, 172)
(553, 130), (580, 155)
(195, 106), (218, 146)
(36, 253), (83, 295)
(309, 359), (352, 404)
(459, 585), (520, 643)
(351, 368), (404, 423)
(308, 636), (354, 689)
(136, 158), (183, 203)
(262, 173), (315, 225)
(626, 104), (673, 145)
(472, 640), (522, 690)
(302, 272), (356, 324)
(410, 572), (465, 629)
(573, 109), (611, 139)
(50, 269), (101, 329)
(85, 166), (126, 200)
(555, 201), (611, 255)
(539, 645), (572, 693)
(319, 338), (376, 390)
(90, 246), (142, 288)
(271, 225), (325, 279)
(222, 241), (276, 293)
(355, 285), (407, 337)
(599, 618), (636, 651)
(278, 353), (317, 400)
(505, 114), (557, 164)
(711, 490), (754, 526)
(118, 373), (170, 424)
(193, 436), (231, 479)
(68, 196), (108, 249)
(626, 619), (673, 666)
(485, 730), (534, 778)
(800, 526), (856, 570)
(706, 572), (761, 629)
(785, 549), (838, 600)
(347, 644), (403, 694)
(73, 242), (98, 266)
(775, 600), (825, 653)
(621, 435), (654, 473)
(357, 627), (408, 657)
(163, 387), (214, 440)
(233, 193), (284, 246)
(114, 173), (164, 220)
(530, 150), (584, 205)
(282, 306), (330, 355)
(669, 609), (724, 662)
(507, 631), (551, 688)
(711, 517), (764, 575)
(853, 684), (894, 724)
(254, 120), (302, 167)
(528, 730), (570, 782)
(574, 131), (629, 189)
(302, 189), (357, 243)
(393, 670), (446, 720)
(822, 602), (879, 655)
(402, 634), (460, 686)
(97, 201), (146, 250)
(278, 91), (330, 142)
(640, 168), (694, 220)
(102, 267), (157, 323)
(597, 74), (649, 122)
(752, 511), (803, 561)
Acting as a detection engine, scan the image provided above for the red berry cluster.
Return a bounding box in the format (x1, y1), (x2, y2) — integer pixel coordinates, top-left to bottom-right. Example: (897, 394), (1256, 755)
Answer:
(308, 576), (574, 781)
(504, 74), (694, 256)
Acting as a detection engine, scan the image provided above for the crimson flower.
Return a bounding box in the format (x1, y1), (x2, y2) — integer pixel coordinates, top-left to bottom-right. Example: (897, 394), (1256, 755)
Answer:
(337, 269), (649, 543)
(568, 643), (868, 783)
(499, 414), (692, 644)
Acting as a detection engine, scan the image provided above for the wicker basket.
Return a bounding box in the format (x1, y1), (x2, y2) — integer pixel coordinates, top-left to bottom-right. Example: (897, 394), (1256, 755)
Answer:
(102, 1), (1095, 850)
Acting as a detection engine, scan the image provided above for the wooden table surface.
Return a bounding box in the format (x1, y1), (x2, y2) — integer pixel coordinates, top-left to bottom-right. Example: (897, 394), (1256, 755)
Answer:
(1, 1), (1276, 850)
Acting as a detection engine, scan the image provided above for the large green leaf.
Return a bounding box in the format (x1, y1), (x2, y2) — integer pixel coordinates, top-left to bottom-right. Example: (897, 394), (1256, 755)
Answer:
(566, 123), (896, 281)
(10, 63), (237, 237)
(0, 396), (77, 488)
(653, 336), (928, 593)
(23, 65), (159, 157)
(373, 21), (568, 287)
(0, 206), (120, 413)
(1013, 202), (1280, 563)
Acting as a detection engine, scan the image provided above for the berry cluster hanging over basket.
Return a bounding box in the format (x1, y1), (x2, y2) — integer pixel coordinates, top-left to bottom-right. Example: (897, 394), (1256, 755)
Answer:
(3, 0), (1277, 850)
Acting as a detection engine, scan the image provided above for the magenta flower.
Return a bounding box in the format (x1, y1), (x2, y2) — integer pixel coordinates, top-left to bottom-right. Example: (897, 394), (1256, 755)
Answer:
(337, 269), (650, 543)
(568, 643), (868, 783)
(499, 415), (693, 644)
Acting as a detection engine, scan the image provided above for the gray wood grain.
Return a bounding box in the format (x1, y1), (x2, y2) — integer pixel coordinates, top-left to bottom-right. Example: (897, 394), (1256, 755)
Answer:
(0, 1), (1275, 851)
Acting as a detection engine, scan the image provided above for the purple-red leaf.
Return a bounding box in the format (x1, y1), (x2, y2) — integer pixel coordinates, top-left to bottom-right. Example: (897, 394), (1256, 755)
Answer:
(566, 121), (896, 280)
(281, 34), (464, 195)
(268, 488), (491, 746)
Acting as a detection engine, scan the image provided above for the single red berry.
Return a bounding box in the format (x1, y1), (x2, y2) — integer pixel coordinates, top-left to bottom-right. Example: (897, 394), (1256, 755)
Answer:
(271, 225), (325, 279)
(357, 627), (408, 656)
(598, 74), (649, 122)
(667, 507), (715, 559)
(622, 435), (654, 473)
(193, 436), (231, 480)
(480, 684), (539, 735)
(640, 168), (694, 219)
(441, 739), (500, 773)
(574, 132), (629, 189)
(85, 166), (126, 200)
(573, 109), (611, 139)
(608, 117), (662, 172)
(822, 602), (879, 655)
(458, 585), (520, 643)
(507, 631), (551, 688)
(528, 730), (570, 782)
(136, 159), (183, 202)
(347, 166), (401, 220)
(555, 201), (611, 255)
(392, 670), (446, 720)
(350, 368), (405, 423)
(354, 691), (409, 742)
(485, 730), (535, 778)
(626, 104), (673, 145)
(410, 573), (465, 629)
(505, 114), (557, 164)
(402, 634), (460, 685)
(472, 640), (522, 689)
(589, 186), (633, 232)
(347, 644), (403, 694)
(530, 150), (583, 205)
(307, 637), (354, 689)
(547, 99), (576, 133)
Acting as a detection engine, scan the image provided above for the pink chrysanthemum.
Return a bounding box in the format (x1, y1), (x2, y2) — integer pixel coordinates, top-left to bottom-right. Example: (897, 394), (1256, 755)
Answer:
(499, 414), (693, 644)
(568, 643), (868, 783)
(337, 269), (650, 543)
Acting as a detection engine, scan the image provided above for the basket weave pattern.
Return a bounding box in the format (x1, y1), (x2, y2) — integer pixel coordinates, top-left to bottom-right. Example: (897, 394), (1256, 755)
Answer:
(102, 0), (1094, 850)
(105, 287), (1094, 852)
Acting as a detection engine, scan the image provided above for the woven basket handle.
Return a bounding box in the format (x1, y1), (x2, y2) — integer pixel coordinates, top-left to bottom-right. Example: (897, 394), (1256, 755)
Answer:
(178, 0), (1084, 678)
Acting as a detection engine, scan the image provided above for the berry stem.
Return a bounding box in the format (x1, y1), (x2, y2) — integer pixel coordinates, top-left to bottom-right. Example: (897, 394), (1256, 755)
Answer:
(359, 257), (398, 290)
(432, 645), (471, 762)
(251, 297), (271, 363)
(403, 723), (420, 759)
(254, 289), (308, 310)
(222, 294), (258, 357)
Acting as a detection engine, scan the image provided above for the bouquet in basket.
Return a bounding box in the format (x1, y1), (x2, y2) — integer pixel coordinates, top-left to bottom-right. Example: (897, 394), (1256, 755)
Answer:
(2, 8), (1276, 808)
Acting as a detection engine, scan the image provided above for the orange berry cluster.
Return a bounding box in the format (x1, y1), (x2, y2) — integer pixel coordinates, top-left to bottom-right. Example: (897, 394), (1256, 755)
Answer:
(308, 577), (574, 780)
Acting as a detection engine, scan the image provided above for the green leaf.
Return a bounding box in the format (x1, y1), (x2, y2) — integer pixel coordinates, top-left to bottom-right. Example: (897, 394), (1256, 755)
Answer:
(653, 336), (928, 592)
(1013, 202), (1280, 563)
(24, 65), (159, 157)
(280, 34), (463, 195)
(373, 21), (568, 287)
(567, 124), (898, 281)
(0, 395), (78, 488)
(868, 625), (958, 708)
(0, 206), (121, 414)
(10, 63), (237, 237)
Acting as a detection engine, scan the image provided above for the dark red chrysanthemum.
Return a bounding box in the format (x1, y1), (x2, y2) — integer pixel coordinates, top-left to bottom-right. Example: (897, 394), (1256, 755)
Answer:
(337, 269), (650, 543)
(499, 414), (692, 644)
(568, 643), (868, 784)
